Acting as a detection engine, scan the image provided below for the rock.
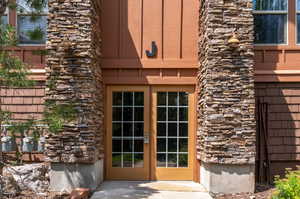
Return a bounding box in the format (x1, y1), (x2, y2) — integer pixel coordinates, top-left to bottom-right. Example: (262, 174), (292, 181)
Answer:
(3, 163), (50, 194)
(46, 0), (104, 164)
(198, 0), (256, 164)
(70, 188), (90, 199)
(1, 172), (21, 197)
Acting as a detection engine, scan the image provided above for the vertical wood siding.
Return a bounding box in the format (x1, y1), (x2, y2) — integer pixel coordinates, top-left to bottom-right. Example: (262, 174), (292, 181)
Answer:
(101, 0), (198, 68)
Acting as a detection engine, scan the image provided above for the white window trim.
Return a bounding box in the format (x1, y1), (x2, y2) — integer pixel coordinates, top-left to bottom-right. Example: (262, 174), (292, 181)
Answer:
(253, 0), (289, 46)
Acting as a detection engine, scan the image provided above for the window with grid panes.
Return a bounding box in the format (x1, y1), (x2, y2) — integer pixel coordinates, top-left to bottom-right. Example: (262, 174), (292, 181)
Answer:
(253, 0), (288, 44)
(17, 0), (48, 45)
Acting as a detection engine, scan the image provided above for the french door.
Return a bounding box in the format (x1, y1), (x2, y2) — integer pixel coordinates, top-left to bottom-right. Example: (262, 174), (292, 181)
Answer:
(106, 86), (195, 180)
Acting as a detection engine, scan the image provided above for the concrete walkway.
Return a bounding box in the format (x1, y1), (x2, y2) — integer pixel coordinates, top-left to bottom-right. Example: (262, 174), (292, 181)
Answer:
(91, 181), (212, 199)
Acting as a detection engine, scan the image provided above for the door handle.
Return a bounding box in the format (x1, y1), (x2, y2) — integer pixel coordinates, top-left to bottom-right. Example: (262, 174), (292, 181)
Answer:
(144, 133), (150, 144)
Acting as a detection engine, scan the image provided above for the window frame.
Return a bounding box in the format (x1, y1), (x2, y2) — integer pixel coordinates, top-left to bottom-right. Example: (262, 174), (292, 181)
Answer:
(16, 0), (47, 46)
(253, 0), (289, 46)
(296, 0), (300, 44)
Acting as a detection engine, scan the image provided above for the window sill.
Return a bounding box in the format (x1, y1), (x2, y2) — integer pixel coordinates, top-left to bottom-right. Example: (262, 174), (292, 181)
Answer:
(254, 45), (300, 50)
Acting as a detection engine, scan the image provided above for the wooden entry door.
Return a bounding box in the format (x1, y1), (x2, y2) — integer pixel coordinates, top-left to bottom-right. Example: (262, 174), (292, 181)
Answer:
(151, 87), (195, 180)
(106, 86), (195, 180)
(106, 86), (150, 180)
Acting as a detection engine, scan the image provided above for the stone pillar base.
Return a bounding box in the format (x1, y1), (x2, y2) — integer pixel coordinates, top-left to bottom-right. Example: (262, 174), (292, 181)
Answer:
(49, 160), (103, 192)
(200, 162), (255, 194)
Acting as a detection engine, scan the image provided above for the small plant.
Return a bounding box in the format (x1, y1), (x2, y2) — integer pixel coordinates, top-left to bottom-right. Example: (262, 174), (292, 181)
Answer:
(272, 167), (300, 199)
(43, 102), (78, 134)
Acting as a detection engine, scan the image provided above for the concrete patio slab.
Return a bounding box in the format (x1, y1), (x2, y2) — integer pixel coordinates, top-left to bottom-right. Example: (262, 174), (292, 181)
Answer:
(91, 181), (212, 199)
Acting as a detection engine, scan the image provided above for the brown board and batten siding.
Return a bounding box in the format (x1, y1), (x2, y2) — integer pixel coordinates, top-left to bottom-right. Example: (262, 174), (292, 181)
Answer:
(254, 0), (300, 82)
(256, 83), (300, 179)
(101, 0), (198, 85)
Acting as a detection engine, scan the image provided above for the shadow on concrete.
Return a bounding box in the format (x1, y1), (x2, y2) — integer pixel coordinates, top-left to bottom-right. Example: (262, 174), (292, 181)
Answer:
(91, 181), (211, 199)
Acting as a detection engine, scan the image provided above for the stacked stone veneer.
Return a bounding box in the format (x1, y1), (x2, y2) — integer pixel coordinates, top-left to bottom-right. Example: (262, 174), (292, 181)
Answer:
(197, 0), (256, 164)
(45, 0), (103, 163)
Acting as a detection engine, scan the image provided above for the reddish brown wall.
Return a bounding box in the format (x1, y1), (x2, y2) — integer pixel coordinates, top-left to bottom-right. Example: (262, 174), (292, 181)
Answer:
(256, 83), (300, 178)
(254, 0), (300, 82)
(101, 0), (198, 66)
(6, 47), (45, 69)
(0, 82), (45, 121)
(101, 0), (198, 85)
(0, 83), (46, 162)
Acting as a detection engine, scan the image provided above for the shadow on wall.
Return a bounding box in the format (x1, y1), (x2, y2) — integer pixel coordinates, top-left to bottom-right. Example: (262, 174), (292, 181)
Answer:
(101, 0), (143, 68)
(255, 83), (300, 184)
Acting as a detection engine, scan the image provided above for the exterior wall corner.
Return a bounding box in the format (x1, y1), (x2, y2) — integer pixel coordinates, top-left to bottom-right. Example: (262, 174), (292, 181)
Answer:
(45, 0), (104, 164)
(197, 0), (256, 193)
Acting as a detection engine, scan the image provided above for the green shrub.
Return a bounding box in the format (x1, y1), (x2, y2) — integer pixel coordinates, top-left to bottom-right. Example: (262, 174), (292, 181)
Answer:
(272, 167), (300, 199)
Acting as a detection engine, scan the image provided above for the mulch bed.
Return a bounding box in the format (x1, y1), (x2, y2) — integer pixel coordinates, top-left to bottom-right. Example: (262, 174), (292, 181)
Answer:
(3, 191), (70, 199)
(214, 184), (275, 199)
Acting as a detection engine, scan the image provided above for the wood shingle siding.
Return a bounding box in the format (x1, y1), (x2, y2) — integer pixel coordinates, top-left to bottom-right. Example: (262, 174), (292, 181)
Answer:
(0, 82), (45, 121)
(256, 83), (300, 178)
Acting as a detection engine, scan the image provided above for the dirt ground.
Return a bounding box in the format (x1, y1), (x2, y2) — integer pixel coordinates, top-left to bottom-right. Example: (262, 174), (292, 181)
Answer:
(214, 184), (274, 199)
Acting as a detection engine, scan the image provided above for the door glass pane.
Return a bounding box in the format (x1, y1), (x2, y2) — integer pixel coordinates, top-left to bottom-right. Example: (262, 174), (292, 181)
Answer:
(168, 123), (177, 137)
(167, 154), (177, 167)
(112, 154), (122, 167)
(113, 92), (122, 105)
(179, 92), (188, 106)
(134, 154), (144, 168)
(123, 153), (133, 167)
(168, 138), (177, 152)
(134, 123), (144, 137)
(156, 92), (189, 168)
(157, 92), (166, 106)
(157, 138), (166, 152)
(124, 92), (133, 106)
(112, 123), (122, 137)
(112, 107), (122, 121)
(112, 92), (144, 168)
(157, 154), (166, 167)
(157, 123), (166, 136)
(123, 107), (133, 121)
(168, 107), (177, 121)
(135, 92), (144, 106)
(157, 107), (166, 121)
(179, 154), (188, 167)
(168, 92), (178, 106)
(134, 107), (144, 121)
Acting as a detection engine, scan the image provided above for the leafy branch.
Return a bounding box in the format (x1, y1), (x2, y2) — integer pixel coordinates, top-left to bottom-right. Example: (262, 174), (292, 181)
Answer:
(43, 102), (78, 134)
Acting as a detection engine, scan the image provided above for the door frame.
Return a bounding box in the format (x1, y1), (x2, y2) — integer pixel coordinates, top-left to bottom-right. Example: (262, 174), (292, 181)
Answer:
(104, 85), (198, 181)
(105, 85), (151, 180)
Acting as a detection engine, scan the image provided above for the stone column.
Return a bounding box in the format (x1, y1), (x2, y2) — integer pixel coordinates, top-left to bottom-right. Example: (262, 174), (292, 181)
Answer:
(198, 0), (256, 194)
(45, 0), (103, 192)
